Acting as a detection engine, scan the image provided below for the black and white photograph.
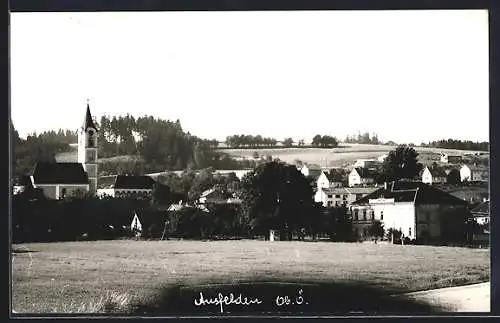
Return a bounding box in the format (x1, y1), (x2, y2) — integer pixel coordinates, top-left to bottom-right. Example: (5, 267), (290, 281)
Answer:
(10, 9), (490, 316)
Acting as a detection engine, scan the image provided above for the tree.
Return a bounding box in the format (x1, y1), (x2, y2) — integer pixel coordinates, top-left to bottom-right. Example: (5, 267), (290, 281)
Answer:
(239, 161), (315, 241)
(381, 145), (423, 182)
(447, 168), (461, 185)
(368, 220), (385, 242)
(298, 139), (305, 147)
(151, 182), (171, 206)
(283, 137), (294, 148)
(312, 135), (322, 147)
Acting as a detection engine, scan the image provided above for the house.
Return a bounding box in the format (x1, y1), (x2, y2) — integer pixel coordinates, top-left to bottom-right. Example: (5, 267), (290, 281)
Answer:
(12, 175), (32, 195)
(198, 187), (242, 205)
(348, 167), (376, 187)
(315, 187), (378, 207)
(300, 164), (323, 181)
(460, 165), (489, 182)
(353, 159), (379, 168)
(377, 155), (388, 163)
(97, 175), (156, 199)
(350, 181), (469, 243)
(316, 171), (344, 190)
(30, 162), (90, 199)
(440, 153), (462, 164)
(471, 200), (490, 226)
(421, 166), (447, 185)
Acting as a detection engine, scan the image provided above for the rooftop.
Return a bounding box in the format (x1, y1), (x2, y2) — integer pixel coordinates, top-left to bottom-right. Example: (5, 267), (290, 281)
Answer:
(352, 181), (468, 205)
(31, 162), (89, 185)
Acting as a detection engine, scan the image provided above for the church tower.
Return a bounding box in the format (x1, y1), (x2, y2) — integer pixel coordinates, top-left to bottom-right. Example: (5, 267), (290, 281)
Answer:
(78, 101), (98, 195)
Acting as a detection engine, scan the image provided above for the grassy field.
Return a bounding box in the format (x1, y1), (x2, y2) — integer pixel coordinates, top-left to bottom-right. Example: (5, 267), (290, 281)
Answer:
(12, 240), (489, 314)
(219, 144), (487, 167)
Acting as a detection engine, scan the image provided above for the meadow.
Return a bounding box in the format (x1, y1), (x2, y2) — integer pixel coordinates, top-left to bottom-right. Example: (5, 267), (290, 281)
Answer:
(220, 144), (486, 167)
(12, 240), (490, 314)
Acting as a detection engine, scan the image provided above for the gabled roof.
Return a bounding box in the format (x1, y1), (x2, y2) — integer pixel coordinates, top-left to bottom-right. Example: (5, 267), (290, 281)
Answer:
(82, 103), (97, 131)
(325, 172), (343, 182)
(98, 176), (117, 189)
(471, 201), (489, 216)
(113, 175), (156, 189)
(424, 166), (447, 178)
(352, 181), (468, 206)
(307, 169), (323, 180)
(352, 167), (376, 179)
(31, 162), (89, 185)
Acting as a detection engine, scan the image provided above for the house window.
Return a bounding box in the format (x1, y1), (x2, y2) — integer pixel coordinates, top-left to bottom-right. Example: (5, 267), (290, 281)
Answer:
(61, 188), (67, 199)
(335, 201), (339, 206)
(363, 210), (367, 221)
(409, 227), (412, 236)
(327, 194), (333, 198)
(343, 195), (347, 200)
(380, 211), (384, 220)
(335, 194), (341, 198)
(354, 209), (359, 220)
(327, 201), (332, 207)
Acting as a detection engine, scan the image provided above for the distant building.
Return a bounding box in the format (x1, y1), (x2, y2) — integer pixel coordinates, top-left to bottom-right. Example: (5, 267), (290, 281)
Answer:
(471, 200), (490, 226)
(97, 175), (156, 199)
(314, 186), (378, 207)
(460, 165), (489, 182)
(12, 175), (32, 195)
(377, 155), (388, 163)
(316, 171), (344, 190)
(348, 167), (376, 187)
(30, 162), (90, 199)
(350, 181), (469, 243)
(421, 166), (447, 185)
(440, 153), (462, 164)
(198, 187), (241, 205)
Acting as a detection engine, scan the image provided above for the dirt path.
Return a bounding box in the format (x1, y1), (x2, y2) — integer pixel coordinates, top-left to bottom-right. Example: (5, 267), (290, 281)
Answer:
(405, 282), (490, 312)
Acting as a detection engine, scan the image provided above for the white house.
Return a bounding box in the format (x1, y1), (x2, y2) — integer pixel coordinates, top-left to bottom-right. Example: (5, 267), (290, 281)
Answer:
(348, 168), (376, 187)
(377, 155), (388, 163)
(460, 165), (489, 182)
(350, 181), (469, 243)
(316, 171), (344, 190)
(315, 186), (378, 207)
(421, 166), (447, 185)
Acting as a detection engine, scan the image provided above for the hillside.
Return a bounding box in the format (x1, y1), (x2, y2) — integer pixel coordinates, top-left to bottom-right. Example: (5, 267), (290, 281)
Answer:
(56, 143), (488, 171)
(218, 144), (489, 168)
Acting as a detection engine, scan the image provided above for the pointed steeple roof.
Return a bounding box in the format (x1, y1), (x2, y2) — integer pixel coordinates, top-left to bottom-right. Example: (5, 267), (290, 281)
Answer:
(82, 101), (97, 131)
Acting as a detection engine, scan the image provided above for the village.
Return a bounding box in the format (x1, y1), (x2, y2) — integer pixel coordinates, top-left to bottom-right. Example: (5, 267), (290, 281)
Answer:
(11, 104), (490, 246)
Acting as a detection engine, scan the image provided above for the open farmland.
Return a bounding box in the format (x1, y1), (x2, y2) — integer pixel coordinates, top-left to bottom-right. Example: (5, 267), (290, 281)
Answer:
(12, 240), (489, 314)
(219, 144), (488, 167)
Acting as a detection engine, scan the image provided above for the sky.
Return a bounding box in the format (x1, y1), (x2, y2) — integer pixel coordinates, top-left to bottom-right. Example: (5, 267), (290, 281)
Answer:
(10, 10), (489, 144)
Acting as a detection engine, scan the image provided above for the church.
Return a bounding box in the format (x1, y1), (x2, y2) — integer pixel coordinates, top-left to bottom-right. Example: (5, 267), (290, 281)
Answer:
(29, 103), (99, 199)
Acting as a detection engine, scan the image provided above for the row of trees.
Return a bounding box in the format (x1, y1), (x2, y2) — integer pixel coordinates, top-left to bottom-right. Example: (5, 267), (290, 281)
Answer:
(311, 135), (339, 148)
(344, 132), (381, 145)
(11, 116), (256, 178)
(422, 139), (489, 152)
(225, 135), (278, 148)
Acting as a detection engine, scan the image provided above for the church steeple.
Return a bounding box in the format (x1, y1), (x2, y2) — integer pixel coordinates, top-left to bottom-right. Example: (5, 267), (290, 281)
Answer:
(82, 99), (97, 131)
(78, 100), (98, 195)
